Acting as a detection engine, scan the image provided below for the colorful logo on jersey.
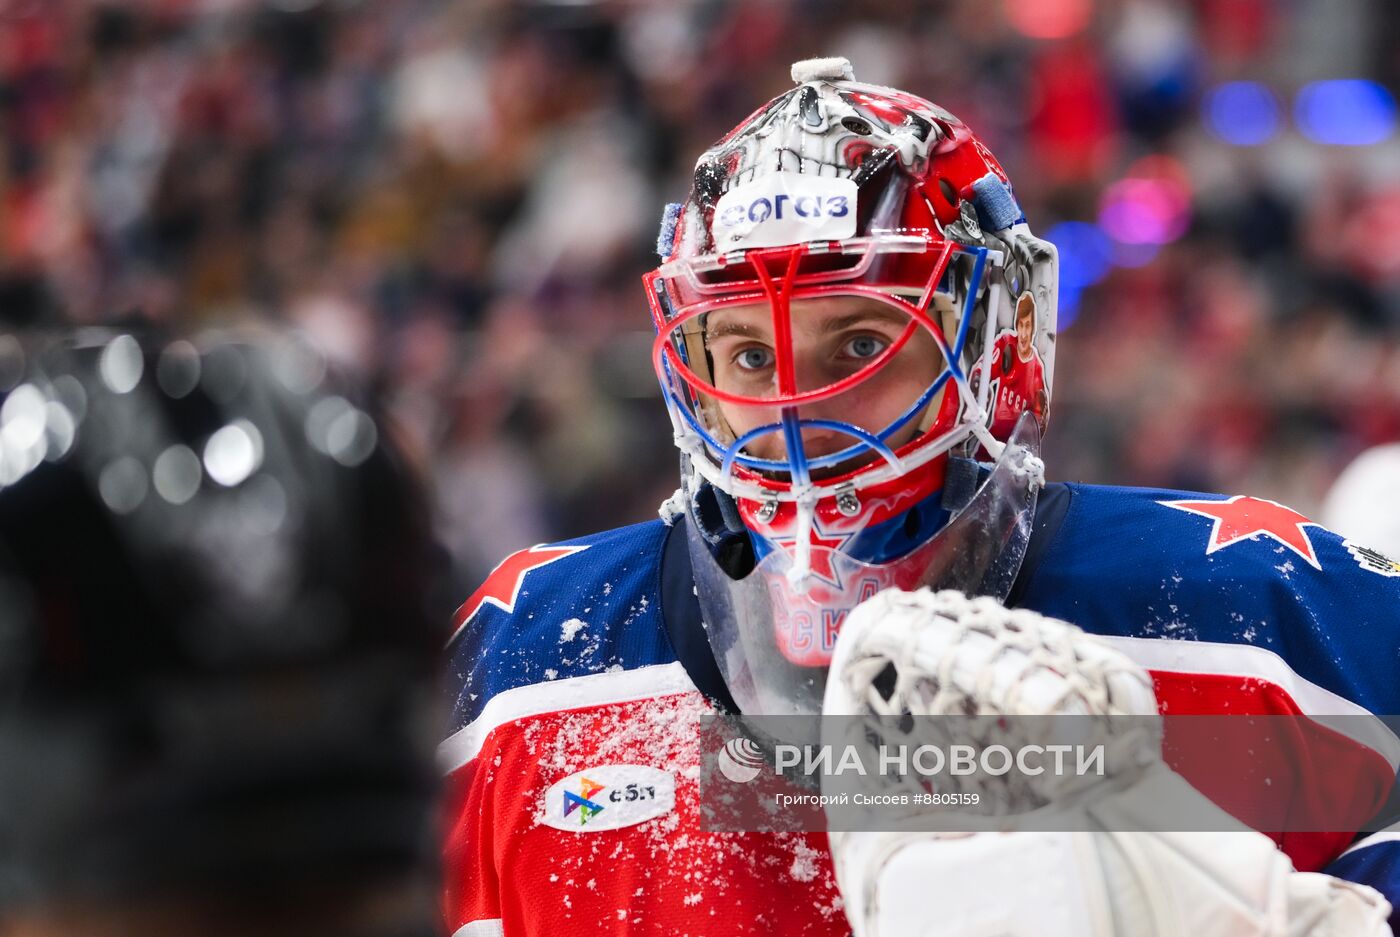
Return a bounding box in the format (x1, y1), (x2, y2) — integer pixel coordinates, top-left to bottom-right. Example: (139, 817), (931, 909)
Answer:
(1159, 495), (1322, 570)
(450, 543), (590, 641)
(1343, 540), (1400, 578)
(561, 776), (607, 826)
(540, 765), (677, 833)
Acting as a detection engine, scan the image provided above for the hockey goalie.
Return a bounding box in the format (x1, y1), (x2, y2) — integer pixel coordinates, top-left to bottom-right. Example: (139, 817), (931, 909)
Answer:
(443, 58), (1400, 935)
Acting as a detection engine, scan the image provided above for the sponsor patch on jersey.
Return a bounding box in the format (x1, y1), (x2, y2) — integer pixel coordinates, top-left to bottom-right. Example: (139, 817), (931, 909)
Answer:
(540, 764), (676, 832)
(1343, 539), (1400, 577)
(712, 172), (858, 251)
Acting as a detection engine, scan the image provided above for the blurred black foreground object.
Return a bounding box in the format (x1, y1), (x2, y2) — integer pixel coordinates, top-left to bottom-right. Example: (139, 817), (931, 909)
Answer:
(0, 328), (445, 937)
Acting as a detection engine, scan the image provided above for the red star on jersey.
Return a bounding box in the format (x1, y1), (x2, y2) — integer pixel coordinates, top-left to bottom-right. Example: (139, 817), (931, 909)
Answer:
(450, 544), (589, 640)
(772, 525), (854, 589)
(1159, 495), (1322, 570)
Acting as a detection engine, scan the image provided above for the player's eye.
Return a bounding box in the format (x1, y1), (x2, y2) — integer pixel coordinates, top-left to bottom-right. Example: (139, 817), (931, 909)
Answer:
(840, 335), (887, 360)
(734, 346), (775, 371)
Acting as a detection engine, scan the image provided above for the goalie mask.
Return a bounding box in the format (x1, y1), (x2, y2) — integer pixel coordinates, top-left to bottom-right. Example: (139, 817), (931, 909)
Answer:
(645, 58), (1058, 718)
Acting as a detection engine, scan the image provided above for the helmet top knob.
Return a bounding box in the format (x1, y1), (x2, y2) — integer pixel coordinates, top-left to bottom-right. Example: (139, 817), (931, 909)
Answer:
(790, 57), (854, 84)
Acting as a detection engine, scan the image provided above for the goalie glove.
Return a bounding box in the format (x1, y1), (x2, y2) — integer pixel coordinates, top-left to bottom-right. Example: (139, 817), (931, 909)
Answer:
(822, 588), (1392, 937)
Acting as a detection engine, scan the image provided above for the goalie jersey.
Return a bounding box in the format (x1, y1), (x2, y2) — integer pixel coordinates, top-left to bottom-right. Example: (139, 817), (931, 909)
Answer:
(442, 483), (1400, 936)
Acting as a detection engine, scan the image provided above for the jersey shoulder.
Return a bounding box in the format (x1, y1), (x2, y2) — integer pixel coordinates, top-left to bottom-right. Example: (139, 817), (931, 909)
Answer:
(1020, 482), (1400, 710)
(446, 519), (680, 730)
(1039, 481), (1393, 579)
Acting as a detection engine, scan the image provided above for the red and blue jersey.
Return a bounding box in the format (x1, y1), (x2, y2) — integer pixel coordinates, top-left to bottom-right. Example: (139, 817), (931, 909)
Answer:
(442, 482), (1400, 936)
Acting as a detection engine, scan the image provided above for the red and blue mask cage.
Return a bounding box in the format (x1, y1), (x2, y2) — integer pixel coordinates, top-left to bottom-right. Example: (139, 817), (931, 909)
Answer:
(645, 235), (993, 500)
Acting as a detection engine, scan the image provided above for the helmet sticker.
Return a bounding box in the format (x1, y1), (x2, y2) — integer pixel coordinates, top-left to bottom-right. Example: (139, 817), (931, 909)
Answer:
(969, 290), (1049, 441)
(712, 173), (859, 251)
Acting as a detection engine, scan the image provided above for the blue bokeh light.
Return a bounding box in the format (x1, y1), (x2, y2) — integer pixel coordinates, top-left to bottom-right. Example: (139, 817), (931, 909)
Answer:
(1057, 283), (1084, 327)
(1044, 221), (1113, 329)
(1296, 80), (1397, 146)
(1111, 239), (1161, 269)
(1202, 82), (1281, 146)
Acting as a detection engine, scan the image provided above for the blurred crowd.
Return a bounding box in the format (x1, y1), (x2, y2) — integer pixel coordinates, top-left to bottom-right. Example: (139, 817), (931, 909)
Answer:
(2, 0), (1399, 590)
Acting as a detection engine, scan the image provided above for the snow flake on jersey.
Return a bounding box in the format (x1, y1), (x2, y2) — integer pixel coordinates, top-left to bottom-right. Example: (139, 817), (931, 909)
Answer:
(451, 543), (590, 640)
(1160, 495), (1322, 570)
(1018, 484), (1400, 716)
(447, 521), (679, 732)
(446, 679), (848, 934)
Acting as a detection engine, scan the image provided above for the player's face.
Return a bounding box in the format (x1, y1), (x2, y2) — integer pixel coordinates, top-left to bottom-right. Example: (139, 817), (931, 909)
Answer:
(705, 296), (942, 465)
(1016, 307), (1034, 353)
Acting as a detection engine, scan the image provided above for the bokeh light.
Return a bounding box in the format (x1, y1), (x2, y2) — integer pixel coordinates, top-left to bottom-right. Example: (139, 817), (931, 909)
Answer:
(1295, 80), (1397, 146)
(204, 421), (263, 488)
(1044, 221), (1113, 328)
(1111, 240), (1162, 269)
(1004, 0), (1092, 40)
(1097, 155), (1193, 246)
(1202, 82), (1282, 146)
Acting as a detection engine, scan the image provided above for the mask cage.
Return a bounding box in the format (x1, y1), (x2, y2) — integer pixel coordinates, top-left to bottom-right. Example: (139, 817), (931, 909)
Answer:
(683, 413), (1044, 730)
(646, 236), (1006, 502)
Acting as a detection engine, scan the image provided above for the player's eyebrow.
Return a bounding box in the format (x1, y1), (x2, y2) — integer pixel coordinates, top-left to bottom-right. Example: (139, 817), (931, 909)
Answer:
(705, 319), (768, 342)
(705, 305), (911, 342)
(816, 307), (912, 334)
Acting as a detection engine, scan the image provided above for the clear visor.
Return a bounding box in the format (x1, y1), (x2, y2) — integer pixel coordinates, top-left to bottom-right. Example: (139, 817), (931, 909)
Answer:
(686, 415), (1043, 735)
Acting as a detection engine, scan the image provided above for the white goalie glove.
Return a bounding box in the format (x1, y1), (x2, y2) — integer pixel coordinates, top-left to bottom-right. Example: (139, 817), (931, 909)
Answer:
(822, 588), (1392, 937)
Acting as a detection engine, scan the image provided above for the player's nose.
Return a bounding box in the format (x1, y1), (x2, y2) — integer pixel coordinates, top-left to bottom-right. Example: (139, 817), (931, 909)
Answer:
(797, 426), (846, 457)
